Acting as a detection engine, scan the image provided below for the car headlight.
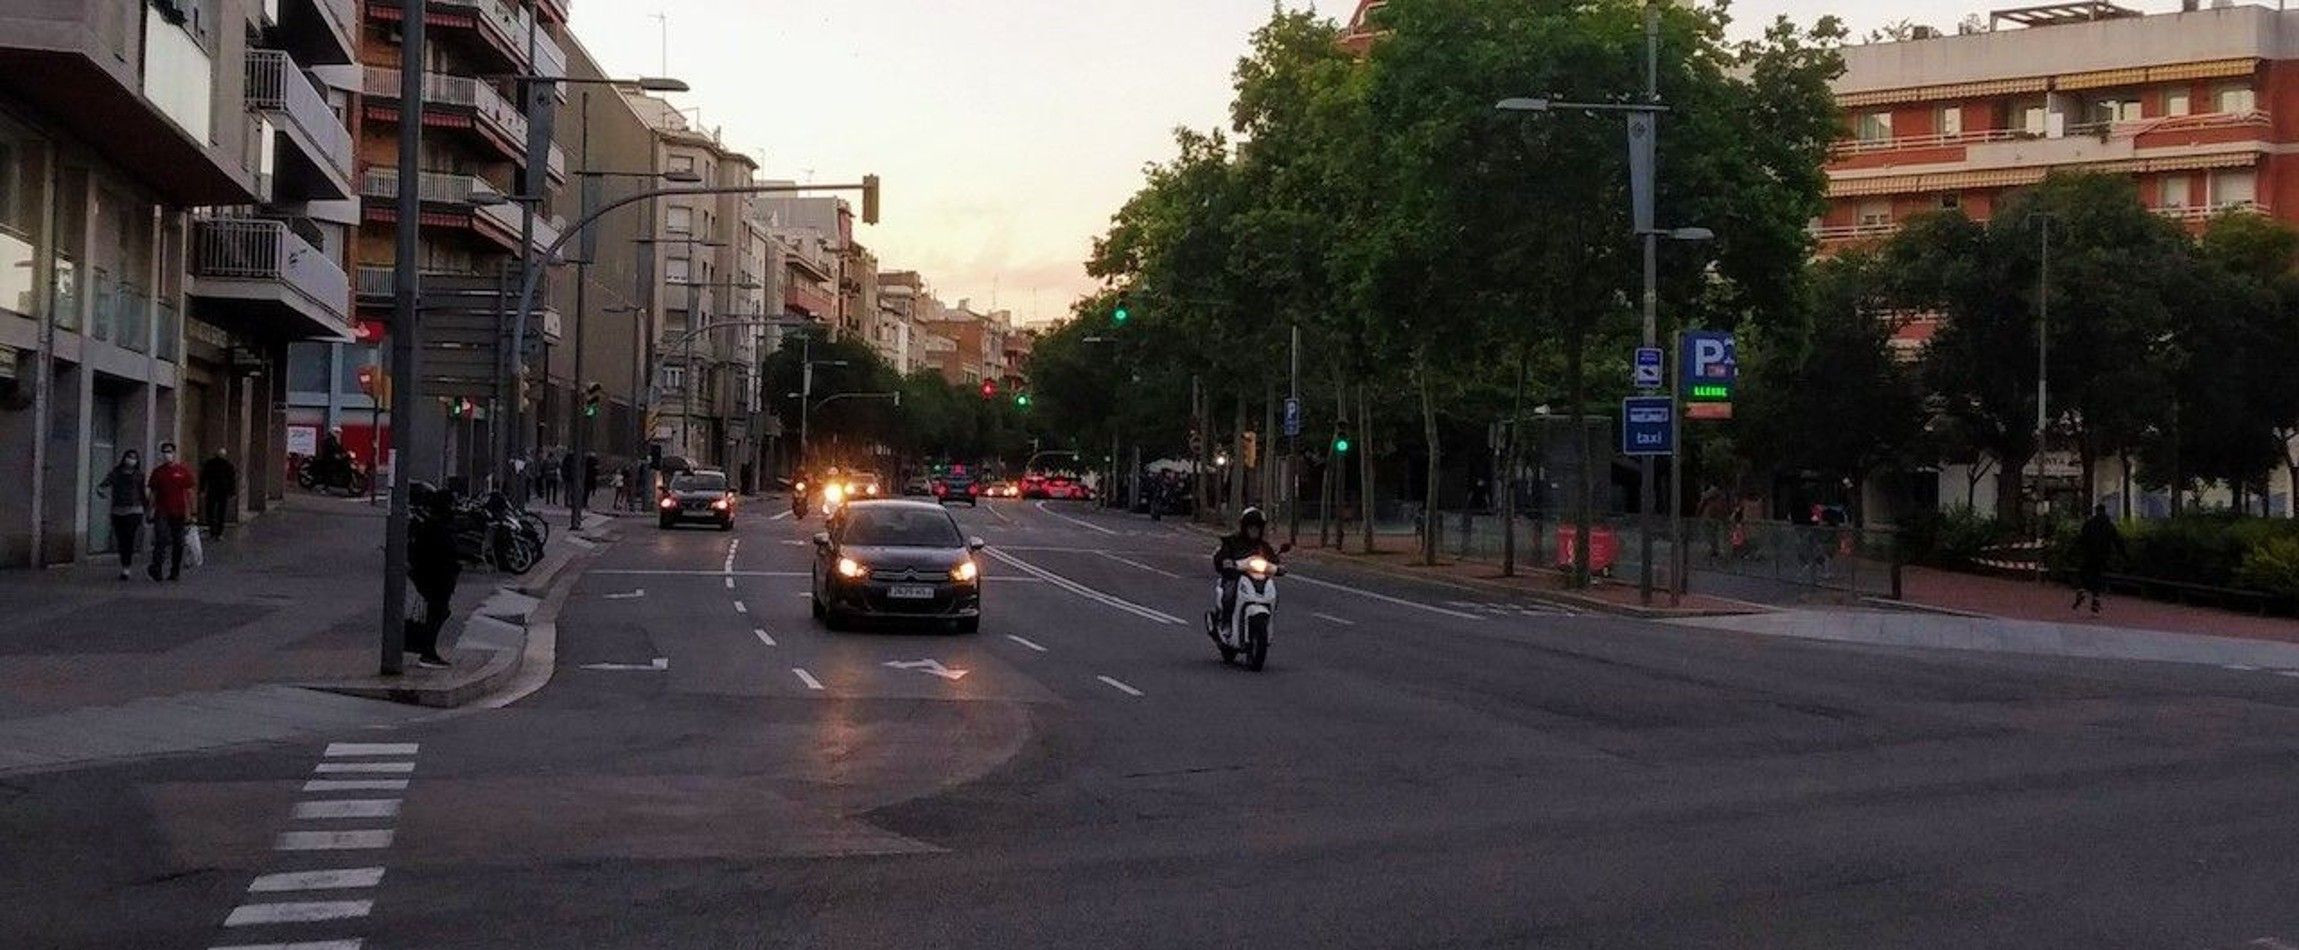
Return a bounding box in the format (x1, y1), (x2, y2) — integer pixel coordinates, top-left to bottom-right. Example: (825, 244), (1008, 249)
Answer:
(659, 497), (678, 509)
(951, 559), (978, 582)
(711, 497), (729, 510)
(836, 557), (867, 579)
(1244, 556), (1272, 577)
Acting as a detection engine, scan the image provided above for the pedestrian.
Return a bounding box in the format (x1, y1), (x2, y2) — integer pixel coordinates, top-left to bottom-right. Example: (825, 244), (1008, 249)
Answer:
(200, 448), (238, 540)
(610, 465), (629, 511)
(1697, 485), (1732, 558)
(583, 452), (600, 508)
(560, 449), (579, 506)
(405, 484), (460, 669)
(2072, 503), (2127, 614)
(145, 441), (197, 582)
(97, 450), (144, 580)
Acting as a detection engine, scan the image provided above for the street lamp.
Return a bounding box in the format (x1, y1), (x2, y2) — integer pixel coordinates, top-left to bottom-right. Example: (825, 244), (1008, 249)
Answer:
(492, 74), (691, 93)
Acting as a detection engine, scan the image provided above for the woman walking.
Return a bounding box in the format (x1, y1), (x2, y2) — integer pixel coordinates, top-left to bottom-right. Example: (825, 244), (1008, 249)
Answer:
(96, 450), (145, 580)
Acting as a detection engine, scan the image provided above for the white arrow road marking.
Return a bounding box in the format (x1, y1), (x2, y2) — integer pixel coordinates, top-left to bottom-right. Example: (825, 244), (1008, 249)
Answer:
(793, 667), (824, 690)
(580, 657), (669, 672)
(1097, 675), (1144, 697)
(1095, 550), (1180, 578)
(1286, 573), (1484, 620)
(1313, 612), (1357, 626)
(604, 589), (646, 600)
(884, 659), (969, 681)
(981, 547), (1185, 626)
(754, 628), (776, 647)
(1005, 634), (1048, 652)
(1035, 500), (1118, 535)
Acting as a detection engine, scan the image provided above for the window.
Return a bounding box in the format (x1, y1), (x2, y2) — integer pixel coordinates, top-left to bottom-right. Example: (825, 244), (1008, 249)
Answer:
(1857, 200), (1892, 227)
(660, 365), (685, 390)
(837, 507), (963, 547)
(1855, 111), (1893, 142)
(0, 120), (49, 320)
(666, 154), (695, 174)
(286, 341), (330, 395)
(2215, 82), (2256, 113)
(666, 205), (693, 236)
(1937, 104), (1962, 138)
(665, 257), (690, 285)
(1938, 192), (1960, 211)
(2165, 89), (2192, 117)
(2211, 169), (2256, 208)
(141, 7), (214, 141)
(2014, 99), (2049, 135)
(2160, 175), (2191, 209)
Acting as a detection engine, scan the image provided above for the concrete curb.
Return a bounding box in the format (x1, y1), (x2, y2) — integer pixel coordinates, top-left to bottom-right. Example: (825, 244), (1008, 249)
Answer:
(302, 516), (617, 709)
(1288, 546), (1770, 619)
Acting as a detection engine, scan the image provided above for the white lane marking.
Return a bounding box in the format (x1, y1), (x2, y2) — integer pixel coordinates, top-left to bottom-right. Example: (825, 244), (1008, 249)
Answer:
(2225, 664), (2260, 671)
(1313, 612), (1358, 626)
(1097, 675), (1144, 697)
(884, 659), (968, 681)
(724, 577), (735, 589)
(1095, 550), (1180, 578)
(591, 569), (808, 577)
(2250, 939), (2299, 950)
(1035, 500), (1119, 535)
(1286, 573), (1484, 621)
(984, 503), (1014, 524)
(793, 668), (825, 690)
(733, 600), (748, 614)
(1005, 634), (1048, 653)
(248, 868), (385, 893)
(223, 900), (374, 926)
(2278, 671), (2299, 679)
(322, 743), (416, 758)
(769, 508), (793, 521)
(312, 762), (413, 775)
(579, 657), (668, 672)
(275, 830), (394, 851)
(210, 941), (364, 950)
(754, 628), (777, 647)
(303, 779), (407, 793)
(211, 943), (364, 950)
(291, 799), (400, 820)
(981, 547), (1185, 626)
(604, 589), (646, 600)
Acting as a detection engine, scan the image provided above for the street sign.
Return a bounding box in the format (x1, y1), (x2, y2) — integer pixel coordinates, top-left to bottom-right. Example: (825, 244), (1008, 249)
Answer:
(1681, 331), (1737, 402)
(1632, 347), (1664, 390)
(1282, 397), (1303, 437)
(1620, 396), (1674, 457)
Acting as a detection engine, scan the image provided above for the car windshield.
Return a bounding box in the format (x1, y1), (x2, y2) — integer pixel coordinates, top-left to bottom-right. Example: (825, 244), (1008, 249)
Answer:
(671, 473), (726, 492)
(840, 507), (963, 547)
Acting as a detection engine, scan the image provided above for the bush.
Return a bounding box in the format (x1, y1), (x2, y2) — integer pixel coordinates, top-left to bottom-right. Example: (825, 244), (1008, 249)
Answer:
(2118, 515), (2299, 591)
(1899, 505), (2013, 568)
(2237, 536), (2299, 599)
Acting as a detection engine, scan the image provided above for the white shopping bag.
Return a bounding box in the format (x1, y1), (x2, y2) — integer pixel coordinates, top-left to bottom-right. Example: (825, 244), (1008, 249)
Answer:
(184, 525), (205, 568)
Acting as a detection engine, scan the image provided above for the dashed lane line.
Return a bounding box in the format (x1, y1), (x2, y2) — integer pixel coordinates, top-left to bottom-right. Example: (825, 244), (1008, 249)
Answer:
(1313, 612), (1358, 626)
(754, 628), (777, 647)
(1286, 573), (1485, 621)
(1095, 550), (1180, 578)
(1035, 501), (1119, 535)
(302, 780), (406, 793)
(733, 600), (747, 614)
(793, 668), (825, 690)
(980, 547), (1185, 626)
(311, 762), (412, 775)
(1097, 675), (1145, 697)
(1006, 635), (1048, 653)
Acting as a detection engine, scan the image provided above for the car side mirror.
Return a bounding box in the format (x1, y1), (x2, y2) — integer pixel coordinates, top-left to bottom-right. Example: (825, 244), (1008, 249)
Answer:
(968, 537), (987, 552)
(1279, 542), (1294, 554)
(812, 532), (832, 550)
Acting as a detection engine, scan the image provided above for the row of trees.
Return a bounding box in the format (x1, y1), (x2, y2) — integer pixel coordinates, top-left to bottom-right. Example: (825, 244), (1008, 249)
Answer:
(1030, 0), (1848, 572)
(757, 335), (1050, 471)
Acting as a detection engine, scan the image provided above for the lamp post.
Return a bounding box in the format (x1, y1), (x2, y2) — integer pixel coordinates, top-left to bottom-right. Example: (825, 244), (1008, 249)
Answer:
(2026, 211), (2057, 582)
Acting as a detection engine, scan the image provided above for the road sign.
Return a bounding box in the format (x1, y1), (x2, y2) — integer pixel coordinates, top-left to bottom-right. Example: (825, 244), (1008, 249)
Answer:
(1681, 331), (1737, 402)
(1632, 347), (1664, 390)
(1282, 397), (1303, 437)
(1620, 396), (1674, 457)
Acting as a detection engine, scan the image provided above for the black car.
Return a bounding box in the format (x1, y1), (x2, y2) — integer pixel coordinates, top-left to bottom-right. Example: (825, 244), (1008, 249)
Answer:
(657, 469), (736, 530)
(811, 500), (984, 632)
(931, 472), (979, 506)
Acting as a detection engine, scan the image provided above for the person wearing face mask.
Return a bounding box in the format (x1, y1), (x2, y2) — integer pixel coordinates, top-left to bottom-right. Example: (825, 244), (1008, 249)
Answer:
(145, 442), (198, 581)
(97, 450), (146, 580)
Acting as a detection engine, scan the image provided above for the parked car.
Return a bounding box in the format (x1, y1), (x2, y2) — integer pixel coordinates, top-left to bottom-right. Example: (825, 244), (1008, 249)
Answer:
(1044, 475), (1093, 501)
(810, 499), (985, 632)
(901, 475), (934, 497)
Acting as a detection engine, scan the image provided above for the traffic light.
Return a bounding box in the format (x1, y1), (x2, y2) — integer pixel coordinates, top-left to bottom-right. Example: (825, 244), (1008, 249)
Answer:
(1014, 391), (1031, 408)
(861, 174), (882, 225)
(1112, 299), (1130, 325)
(582, 382), (603, 418)
(448, 397), (475, 418)
(980, 379), (997, 401)
(1333, 434), (1352, 454)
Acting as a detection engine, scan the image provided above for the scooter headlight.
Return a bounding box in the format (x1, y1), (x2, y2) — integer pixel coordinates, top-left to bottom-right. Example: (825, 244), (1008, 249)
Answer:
(1244, 556), (1272, 578)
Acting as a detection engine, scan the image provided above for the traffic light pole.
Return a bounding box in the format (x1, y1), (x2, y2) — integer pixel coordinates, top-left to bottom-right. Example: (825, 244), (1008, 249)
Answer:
(566, 93), (593, 532)
(379, 7), (427, 676)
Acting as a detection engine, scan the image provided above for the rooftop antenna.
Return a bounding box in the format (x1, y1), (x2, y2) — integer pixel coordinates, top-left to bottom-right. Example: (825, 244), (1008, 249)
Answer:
(651, 11), (668, 77)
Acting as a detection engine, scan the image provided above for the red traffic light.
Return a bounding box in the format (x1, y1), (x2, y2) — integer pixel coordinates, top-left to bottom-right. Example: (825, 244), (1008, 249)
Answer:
(980, 379), (997, 400)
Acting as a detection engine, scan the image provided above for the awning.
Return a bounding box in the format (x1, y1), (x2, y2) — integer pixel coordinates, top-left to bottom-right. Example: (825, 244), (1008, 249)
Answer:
(1828, 151), (2259, 196)
(1840, 77), (2047, 109)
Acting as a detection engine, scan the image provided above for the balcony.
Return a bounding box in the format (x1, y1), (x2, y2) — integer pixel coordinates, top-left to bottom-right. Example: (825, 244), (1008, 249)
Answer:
(363, 68), (560, 182)
(247, 51), (354, 201)
(1809, 221), (1904, 243)
(187, 218), (355, 342)
(269, 0), (359, 66)
(367, 0), (560, 80)
(2158, 200), (2269, 224)
(1829, 112), (2273, 174)
(361, 167), (492, 204)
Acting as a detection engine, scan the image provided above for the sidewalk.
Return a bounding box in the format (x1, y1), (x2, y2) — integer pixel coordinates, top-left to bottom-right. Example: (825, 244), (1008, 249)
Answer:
(1891, 565), (2299, 645)
(0, 493), (604, 775)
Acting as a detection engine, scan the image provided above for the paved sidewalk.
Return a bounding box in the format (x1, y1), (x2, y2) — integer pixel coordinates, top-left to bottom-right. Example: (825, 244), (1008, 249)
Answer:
(1894, 566), (2297, 644)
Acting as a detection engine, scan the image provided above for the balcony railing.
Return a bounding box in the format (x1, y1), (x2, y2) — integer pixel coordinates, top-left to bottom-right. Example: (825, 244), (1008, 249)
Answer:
(155, 300), (180, 362)
(247, 50), (355, 180)
(190, 218), (350, 320)
(362, 67), (528, 152)
(361, 167), (495, 204)
(1833, 127), (2030, 157)
(1809, 221), (1904, 242)
(2158, 200), (2268, 222)
(1833, 110), (2271, 158)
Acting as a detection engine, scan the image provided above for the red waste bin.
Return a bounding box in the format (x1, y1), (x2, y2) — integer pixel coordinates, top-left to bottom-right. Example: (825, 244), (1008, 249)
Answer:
(1556, 524), (1619, 575)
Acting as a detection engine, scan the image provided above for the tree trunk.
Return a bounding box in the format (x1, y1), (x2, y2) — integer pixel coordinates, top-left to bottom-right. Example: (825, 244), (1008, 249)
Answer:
(1230, 398), (1248, 519)
(2077, 433), (2097, 514)
(1261, 382), (1276, 510)
(1501, 346), (1527, 577)
(1566, 327), (1591, 586)
(1994, 451), (2026, 524)
(1416, 348), (1441, 567)
(2170, 398), (2186, 517)
(1360, 385), (1377, 555)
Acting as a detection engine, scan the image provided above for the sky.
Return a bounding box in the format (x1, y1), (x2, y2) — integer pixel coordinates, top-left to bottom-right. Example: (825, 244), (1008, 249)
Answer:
(566, 0), (1978, 326)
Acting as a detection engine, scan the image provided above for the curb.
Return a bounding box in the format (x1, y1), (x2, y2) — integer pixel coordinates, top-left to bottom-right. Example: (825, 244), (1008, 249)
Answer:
(303, 517), (617, 709)
(1857, 596), (1992, 619)
(1290, 545), (1770, 619)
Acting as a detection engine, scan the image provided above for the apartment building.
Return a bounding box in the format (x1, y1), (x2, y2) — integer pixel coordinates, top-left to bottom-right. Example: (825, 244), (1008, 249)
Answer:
(914, 298), (1013, 387)
(628, 96), (763, 472)
(874, 269), (922, 374)
(759, 188), (862, 339)
(0, 0), (361, 566)
(1817, 2), (2295, 251)
(310, 0), (570, 488)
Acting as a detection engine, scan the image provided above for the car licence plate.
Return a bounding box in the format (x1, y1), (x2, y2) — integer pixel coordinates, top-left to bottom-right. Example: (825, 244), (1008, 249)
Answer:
(888, 585), (935, 600)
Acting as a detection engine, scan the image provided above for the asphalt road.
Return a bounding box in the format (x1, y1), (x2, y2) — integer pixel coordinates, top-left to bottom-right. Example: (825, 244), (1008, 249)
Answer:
(13, 497), (2299, 948)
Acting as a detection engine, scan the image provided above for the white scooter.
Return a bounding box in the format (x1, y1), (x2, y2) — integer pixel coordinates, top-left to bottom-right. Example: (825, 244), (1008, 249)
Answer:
(1208, 543), (1290, 671)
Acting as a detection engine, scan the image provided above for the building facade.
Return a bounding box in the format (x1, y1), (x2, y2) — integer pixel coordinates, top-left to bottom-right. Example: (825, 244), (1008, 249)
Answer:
(874, 269), (921, 374)
(0, 0), (361, 566)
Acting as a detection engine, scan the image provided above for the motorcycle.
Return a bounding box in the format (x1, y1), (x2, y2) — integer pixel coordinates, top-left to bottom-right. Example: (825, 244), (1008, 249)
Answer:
(1207, 543), (1291, 671)
(295, 454), (370, 496)
(443, 491), (542, 574)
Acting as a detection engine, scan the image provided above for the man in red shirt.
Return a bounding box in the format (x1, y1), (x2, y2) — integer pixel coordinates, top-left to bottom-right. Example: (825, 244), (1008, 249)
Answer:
(145, 441), (197, 581)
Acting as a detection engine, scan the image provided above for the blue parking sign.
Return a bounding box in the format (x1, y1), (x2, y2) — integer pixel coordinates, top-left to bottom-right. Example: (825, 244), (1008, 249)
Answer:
(1681, 331), (1737, 401)
(1632, 347), (1664, 390)
(1620, 396), (1674, 457)
(1283, 397), (1302, 438)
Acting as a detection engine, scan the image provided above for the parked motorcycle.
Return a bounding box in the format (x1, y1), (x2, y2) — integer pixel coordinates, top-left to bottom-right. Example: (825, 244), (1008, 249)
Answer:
(1207, 543), (1290, 671)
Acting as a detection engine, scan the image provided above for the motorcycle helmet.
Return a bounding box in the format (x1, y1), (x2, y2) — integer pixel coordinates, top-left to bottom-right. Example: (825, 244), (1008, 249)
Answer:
(1239, 507), (1267, 531)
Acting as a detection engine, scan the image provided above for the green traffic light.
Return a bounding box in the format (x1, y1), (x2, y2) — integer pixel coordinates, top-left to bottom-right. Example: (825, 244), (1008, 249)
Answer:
(1015, 393), (1032, 407)
(1113, 305), (1129, 324)
(1333, 438), (1351, 454)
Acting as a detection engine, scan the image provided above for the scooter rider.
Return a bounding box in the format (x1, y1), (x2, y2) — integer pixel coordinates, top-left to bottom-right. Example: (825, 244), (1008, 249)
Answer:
(1210, 507), (1281, 634)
